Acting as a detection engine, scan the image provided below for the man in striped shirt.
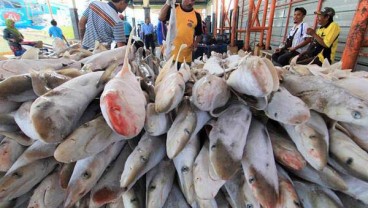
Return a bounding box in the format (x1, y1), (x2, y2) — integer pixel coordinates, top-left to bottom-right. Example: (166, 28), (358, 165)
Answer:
(79, 0), (129, 49)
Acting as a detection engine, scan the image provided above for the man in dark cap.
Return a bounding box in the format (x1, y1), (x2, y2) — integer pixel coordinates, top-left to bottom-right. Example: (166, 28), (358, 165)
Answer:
(305, 7), (340, 65)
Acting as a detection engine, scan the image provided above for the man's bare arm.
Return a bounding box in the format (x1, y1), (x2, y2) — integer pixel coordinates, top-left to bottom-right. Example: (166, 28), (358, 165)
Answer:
(79, 16), (87, 42)
(158, 4), (170, 21)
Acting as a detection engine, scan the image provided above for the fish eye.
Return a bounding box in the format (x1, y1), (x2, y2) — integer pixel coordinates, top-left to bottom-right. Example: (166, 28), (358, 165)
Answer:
(149, 185), (156, 190)
(352, 111), (362, 119)
(131, 197), (138, 202)
(82, 171), (91, 179)
(246, 204), (253, 208)
(140, 156), (148, 163)
(12, 172), (22, 178)
(248, 176), (255, 184)
(211, 144), (217, 150)
(181, 166), (190, 173)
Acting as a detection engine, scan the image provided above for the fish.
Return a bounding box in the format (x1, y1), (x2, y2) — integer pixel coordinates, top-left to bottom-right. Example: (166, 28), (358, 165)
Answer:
(339, 122), (368, 151)
(191, 74), (230, 113)
(0, 58), (77, 80)
(336, 192), (368, 208)
(276, 165), (301, 208)
(27, 171), (66, 208)
(166, 98), (197, 159)
(293, 181), (344, 208)
(144, 103), (171, 136)
(122, 176), (146, 208)
(100, 32), (147, 139)
(64, 141), (124, 208)
(0, 99), (21, 114)
(54, 116), (119, 163)
(163, 183), (191, 208)
(89, 144), (132, 207)
(339, 172), (368, 204)
(241, 119), (279, 208)
(155, 62), (191, 113)
(14, 101), (41, 141)
(223, 170), (260, 208)
(7, 139), (57, 173)
(30, 71), (105, 143)
(146, 158), (176, 208)
(173, 136), (200, 206)
(0, 158), (58, 201)
(30, 71), (72, 96)
(329, 126), (368, 182)
(282, 73), (368, 126)
(290, 163), (347, 191)
(282, 111), (328, 171)
(21, 47), (40, 60)
(164, 0), (177, 61)
(267, 123), (307, 171)
(0, 74), (37, 102)
(265, 86), (310, 125)
(120, 133), (166, 191)
(227, 56), (276, 97)
(0, 131), (33, 146)
(0, 114), (19, 132)
(80, 43), (132, 72)
(0, 137), (26, 172)
(209, 103), (251, 180)
(59, 162), (76, 190)
(193, 141), (226, 200)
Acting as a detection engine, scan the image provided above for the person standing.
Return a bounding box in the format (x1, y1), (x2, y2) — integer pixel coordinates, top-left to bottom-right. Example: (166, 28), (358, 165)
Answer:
(3, 19), (26, 56)
(49, 19), (69, 46)
(156, 20), (167, 46)
(78, 0), (129, 49)
(304, 7), (340, 65)
(158, 0), (203, 68)
(142, 17), (155, 54)
(119, 14), (132, 40)
(272, 7), (311, 66)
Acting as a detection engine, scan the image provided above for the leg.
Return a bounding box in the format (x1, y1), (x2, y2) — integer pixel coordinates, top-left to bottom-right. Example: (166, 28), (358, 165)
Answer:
(272, 51), (283, 66)
(277, 51), (299, 66)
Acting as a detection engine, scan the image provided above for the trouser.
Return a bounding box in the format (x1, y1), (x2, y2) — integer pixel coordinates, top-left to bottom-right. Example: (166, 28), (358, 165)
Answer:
(271, 49), (299, 66)
(144, 34), (155, 54)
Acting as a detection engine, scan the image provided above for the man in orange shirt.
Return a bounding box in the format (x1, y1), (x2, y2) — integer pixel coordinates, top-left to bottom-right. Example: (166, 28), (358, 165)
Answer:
(159, 0), (203, 69)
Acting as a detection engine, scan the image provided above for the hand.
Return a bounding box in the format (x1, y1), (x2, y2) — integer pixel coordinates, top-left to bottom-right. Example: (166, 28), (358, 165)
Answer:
(306, 28), (315, 37)
(289, 47), (296, 52)
(275, 48), (280, 52)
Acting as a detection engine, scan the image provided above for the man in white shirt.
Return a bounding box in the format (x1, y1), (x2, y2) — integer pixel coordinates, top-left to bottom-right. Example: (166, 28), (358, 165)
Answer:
(272, 7), (312, 66)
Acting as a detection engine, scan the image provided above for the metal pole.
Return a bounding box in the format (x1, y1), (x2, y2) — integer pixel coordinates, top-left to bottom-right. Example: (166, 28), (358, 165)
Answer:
(259, 0), (269, 47)
(341, 0), (368, 70)
(244, 0), (254, 50)
(230, 0), (239, 46)
(265, 0), (276, 49)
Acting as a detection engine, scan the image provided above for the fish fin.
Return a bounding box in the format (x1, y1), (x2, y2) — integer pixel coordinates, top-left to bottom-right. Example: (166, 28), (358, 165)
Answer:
(174, 44), (187, 69)
(97, 59), (120, 88)
(120, 27), (135, 75)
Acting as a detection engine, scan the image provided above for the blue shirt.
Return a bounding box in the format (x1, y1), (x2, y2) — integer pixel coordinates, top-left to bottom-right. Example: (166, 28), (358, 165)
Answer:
(156, 21), (167, 45)
(142, 23), (154, 35)
(81, 1), (125, 49)
(49, 26), (63, 39)
(123, 21), (132, 36)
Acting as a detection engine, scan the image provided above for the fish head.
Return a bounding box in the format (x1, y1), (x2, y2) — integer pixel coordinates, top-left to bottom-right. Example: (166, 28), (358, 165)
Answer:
(295, 124), (328, 169)
(64, 169), (95, 208)
(209, 140), (241, 180)
(278, 177), (302, 208)
(246, 165), (278, 208)
(325, 100), (368, 126)
(0, 170), (25, 200)
(120, 147), (149, 190)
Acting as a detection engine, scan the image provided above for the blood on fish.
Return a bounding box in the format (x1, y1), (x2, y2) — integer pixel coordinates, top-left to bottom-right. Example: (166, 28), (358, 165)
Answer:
(92, 187), (119, 204)
(104, 93), (137, 136)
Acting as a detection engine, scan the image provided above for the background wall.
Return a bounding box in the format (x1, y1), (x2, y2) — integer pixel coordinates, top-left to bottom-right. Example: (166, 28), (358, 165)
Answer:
(236, 0), (366, 70)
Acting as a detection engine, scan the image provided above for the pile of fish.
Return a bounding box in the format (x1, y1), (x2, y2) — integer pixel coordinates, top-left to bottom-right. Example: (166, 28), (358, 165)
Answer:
(1, 35), (368, 208)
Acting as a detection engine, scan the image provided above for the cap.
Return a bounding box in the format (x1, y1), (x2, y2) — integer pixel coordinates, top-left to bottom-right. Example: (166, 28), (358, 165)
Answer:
(314, 7), (335, 17)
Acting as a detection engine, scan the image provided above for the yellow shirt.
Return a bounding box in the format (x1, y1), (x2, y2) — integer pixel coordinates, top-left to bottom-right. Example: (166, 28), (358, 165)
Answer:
(169, 4), (202, 63)
(316, 21), (340, 63)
